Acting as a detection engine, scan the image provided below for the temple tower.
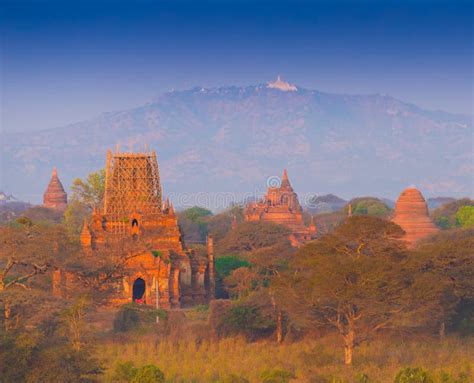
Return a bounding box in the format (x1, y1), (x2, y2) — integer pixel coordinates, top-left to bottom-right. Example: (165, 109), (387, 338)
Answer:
(83, 149), (212, 308)
(43, 167), (68, 210)
(244, 169), (316, 246)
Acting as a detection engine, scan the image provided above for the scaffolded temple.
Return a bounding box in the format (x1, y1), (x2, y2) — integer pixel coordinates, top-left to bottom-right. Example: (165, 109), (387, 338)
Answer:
(74, 149), (215, 308)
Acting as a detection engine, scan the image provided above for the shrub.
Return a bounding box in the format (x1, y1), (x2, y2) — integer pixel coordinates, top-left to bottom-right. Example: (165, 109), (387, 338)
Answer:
(131, 365), (165, 383)
(394, 367), (433, 383)
(439, 371), (471, 383)
(112, 361), (165, 383)
(215, 256), (251, 278)
(113, 304), (167, 333)
(215, 255), (252, 298)
(216, 374), (250, 383)
(221, 304), (275, 340)
(113, 306), (141, 332)
(113, 361), (138, 382)
(195, 304), (209, 313)
(260, 369), (295, 383)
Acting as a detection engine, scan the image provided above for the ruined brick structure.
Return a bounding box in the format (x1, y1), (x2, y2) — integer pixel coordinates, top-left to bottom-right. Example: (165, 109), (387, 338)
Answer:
(76, 150), (214, 308)
(43, 167), (68, 210)
(392, 187), (439, 247)
(245, 169), (316, 246)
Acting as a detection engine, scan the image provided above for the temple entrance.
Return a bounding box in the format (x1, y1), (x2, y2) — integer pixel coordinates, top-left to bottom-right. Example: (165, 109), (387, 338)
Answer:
(132, 278), (146, 303)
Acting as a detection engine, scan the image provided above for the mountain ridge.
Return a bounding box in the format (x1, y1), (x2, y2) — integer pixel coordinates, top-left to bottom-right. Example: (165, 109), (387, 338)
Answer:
(3, 82), (472, 204)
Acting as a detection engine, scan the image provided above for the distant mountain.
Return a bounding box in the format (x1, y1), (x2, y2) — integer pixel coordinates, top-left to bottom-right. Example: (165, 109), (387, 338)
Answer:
(0, 191), (17, 204)
(307, 194), (347, 214)
(3, 79), (472, 204)
(0, 192), (31, 222)
(427, 197), (457, 210)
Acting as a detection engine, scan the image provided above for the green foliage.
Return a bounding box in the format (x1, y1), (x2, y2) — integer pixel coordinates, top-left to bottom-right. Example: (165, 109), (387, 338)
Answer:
(178, 206), (213, 243)
(348, 197), (392, 218)
(113, 305), (167, 333)
(221, 304), (275, 340)
(183, 206), (213, 221)
(215, 256), (251, 278)
(195, 304), (209, 313)
(215, 255), (251, 298)
(260, 369), (295, 383)
(438, 371), (471, 383)
(70, 169), (106, 209)
(355, 373), (371, 383)
(432, 198), (474, 229)
(64, 199), (91, 239)
(131, 365), (165, 383)
(394, 367), (433, 383)
(455, 206), (474, 228)
(151, 250), (169, 263)
(113, 361), (138, 382)
(15, 216), (33, 227)
(113, 362), (165, 383)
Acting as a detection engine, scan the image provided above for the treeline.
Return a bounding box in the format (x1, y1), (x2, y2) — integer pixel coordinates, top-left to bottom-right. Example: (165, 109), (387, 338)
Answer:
(209, 217), (473, 366)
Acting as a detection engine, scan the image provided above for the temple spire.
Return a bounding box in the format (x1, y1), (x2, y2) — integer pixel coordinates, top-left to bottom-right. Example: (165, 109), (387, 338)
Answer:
(280, 169), (292, 189)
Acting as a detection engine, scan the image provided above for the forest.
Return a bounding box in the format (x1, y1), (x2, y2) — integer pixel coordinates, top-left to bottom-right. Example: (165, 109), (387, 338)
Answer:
(0, 171), (473, 383)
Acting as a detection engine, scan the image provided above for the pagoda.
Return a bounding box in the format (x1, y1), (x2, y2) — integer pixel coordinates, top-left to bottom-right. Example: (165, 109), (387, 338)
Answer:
(391, 187), (439, 247)
(245, 169), (316, 246)
(43, 167), (68, 210)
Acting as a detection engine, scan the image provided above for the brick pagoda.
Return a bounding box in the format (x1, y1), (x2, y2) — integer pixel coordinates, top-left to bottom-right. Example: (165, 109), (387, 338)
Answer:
(245, 169), (316, 246)
(43, 167), (68, 210)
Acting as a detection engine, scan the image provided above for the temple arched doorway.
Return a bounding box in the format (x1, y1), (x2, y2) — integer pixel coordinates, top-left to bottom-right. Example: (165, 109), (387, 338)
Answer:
(132, 278), (146, 303)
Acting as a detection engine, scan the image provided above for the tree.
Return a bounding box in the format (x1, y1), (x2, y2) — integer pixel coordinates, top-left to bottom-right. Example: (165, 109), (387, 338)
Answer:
(432, 198), (474, 229)
(0, 224), (71, 330)
(346, 197), (392, 218)
(64, 200), (91, 239)
(218, 221), (294, 342)
(177, 206), (213, 243)
(275, 216), (419, 365)
(70, 169), (106, 209)
(218, 221), (291, 254)
(60, 296), (88, 351)
(64, 169), (106, 240)
(412, 228), (474, 336)
(456, 206), (474, 228)
(224, 267), (256, 299)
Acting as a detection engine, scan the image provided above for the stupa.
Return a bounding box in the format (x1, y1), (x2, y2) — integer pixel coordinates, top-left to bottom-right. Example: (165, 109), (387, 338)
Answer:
(391, 187), (439, 246)
(43, 167), (68, 210)
(267, 75), (298, 92)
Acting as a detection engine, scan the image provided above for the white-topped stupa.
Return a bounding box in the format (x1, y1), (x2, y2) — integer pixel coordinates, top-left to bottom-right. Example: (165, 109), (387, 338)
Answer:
(267, 75), (297, 92)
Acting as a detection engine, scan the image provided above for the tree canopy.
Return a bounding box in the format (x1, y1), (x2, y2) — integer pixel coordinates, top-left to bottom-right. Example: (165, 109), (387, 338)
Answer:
(274, 216), (425, 365)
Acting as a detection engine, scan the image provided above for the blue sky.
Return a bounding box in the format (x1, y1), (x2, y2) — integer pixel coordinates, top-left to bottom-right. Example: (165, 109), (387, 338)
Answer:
(2, 0), (472, 132)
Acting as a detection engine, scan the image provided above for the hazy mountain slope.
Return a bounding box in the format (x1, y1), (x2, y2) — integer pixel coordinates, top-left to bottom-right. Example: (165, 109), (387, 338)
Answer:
(3, 84), (472, 204)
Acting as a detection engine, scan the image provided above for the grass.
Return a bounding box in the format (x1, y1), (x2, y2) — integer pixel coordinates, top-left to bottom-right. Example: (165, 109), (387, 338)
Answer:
(97, 333), (473, 382)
